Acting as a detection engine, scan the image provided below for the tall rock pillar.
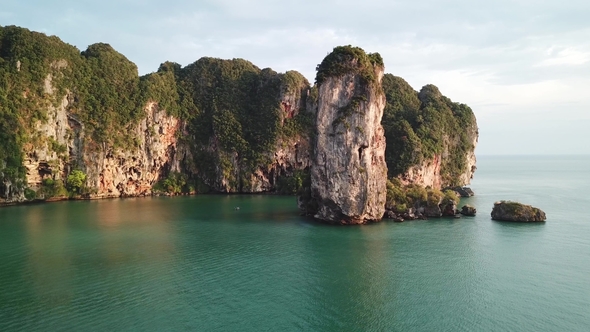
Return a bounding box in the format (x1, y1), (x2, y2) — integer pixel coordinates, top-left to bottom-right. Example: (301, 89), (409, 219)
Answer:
(306, 46), (388, 224)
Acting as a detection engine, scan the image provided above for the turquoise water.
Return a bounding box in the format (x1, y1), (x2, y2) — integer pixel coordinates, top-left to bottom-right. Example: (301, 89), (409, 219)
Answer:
(1, 155), (589, 331)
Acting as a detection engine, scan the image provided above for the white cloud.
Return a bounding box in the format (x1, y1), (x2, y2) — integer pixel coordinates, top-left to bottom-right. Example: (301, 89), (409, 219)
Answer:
(2, 0), (590, 154)
(537, 47), (590, 67)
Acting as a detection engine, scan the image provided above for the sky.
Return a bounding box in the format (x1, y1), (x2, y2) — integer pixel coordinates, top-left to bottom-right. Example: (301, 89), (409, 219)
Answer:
(2, 0), (589, 155)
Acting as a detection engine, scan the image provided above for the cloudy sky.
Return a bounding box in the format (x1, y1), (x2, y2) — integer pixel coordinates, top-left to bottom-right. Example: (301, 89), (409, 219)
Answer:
(2, 0), (589, 155)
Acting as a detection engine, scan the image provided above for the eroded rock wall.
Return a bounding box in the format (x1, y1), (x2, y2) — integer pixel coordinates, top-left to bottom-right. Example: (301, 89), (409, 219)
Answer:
(191, 76), (312, 194)
(310, 66), (388, 224)
(85, 102), (180, 198)
(398, 125), (478, 189)
(22, 89), (181, 199)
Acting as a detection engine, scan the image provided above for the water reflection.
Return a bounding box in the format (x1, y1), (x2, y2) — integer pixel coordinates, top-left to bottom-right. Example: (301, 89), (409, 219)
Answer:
(304, 223), (391, 330)
(25, 203), (74, 309)
(16, 199), (180, 324)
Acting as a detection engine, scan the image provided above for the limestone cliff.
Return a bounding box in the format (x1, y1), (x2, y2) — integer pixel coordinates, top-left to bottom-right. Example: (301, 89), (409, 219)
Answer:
(178, 63), (313, 194)
(1, 27), (477, 208)
(1, 66), (311, 203)
(304, 46), (388, 224)
(22, 79), (181, 200)
(86, 102), (180, 198)
(382, 76), (478, 189)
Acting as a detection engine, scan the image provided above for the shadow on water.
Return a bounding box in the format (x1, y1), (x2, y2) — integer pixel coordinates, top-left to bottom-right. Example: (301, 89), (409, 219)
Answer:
(491, 220), (546, 228)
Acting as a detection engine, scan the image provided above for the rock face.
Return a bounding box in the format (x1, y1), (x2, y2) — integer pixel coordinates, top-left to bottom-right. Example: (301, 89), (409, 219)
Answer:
(445, 186), (475, 198)
(308, 46), (388, 224)
(381, 76), (479, 190)
(441, 201), (458, 217)
(86, 102), (180, 198)
(398, 130), (478, 189)
(423, 204), (442, 218)
(400, 155), (444, 189)
(23, 95), (181, 199)
(461, 205), (477, 216)
(491, 201), (546, 222)
(0, 28), (313, 205)
(193, 82), (312, 194)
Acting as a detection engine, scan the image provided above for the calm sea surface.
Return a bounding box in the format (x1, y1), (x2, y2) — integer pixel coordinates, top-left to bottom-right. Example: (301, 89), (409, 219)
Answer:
(1, 155), (589, 331)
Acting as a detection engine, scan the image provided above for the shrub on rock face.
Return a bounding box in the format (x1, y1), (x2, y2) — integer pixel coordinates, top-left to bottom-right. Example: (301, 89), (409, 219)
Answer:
(66, 170), (87, 195)
(491, 201), (546, 222)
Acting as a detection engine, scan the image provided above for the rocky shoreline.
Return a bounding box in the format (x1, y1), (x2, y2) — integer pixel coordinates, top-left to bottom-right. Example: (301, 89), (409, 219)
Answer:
(383, 187), (476, 222)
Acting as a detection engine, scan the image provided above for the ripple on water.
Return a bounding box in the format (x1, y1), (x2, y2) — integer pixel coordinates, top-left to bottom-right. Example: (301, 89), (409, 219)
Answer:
(1, 157), (590, 331)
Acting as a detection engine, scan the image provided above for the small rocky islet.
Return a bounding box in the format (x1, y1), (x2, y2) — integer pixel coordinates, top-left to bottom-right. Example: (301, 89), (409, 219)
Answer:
(491, 201), (547, 222)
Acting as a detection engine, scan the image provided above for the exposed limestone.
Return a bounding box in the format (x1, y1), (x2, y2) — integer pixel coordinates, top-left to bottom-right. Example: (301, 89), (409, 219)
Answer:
(308, 47), (388, 224)
(20, 68), (182, 201)
(398, 140), (477, 190)
(459, 128), (478, 185)
(400, 154), (443, 189)
(24, 92), (72, 189)
(85, 102), (180, 198)
(22, 96), (180, 199)
(242, 137), (311, 193)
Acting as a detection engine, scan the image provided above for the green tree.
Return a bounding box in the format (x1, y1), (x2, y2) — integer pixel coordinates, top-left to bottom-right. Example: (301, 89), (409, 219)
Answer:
(66, 170), (86, 194)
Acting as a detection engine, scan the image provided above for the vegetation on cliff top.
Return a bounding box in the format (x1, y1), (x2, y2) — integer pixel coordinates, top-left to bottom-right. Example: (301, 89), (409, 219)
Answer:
(381, 74), (476, 186)
(315, 45), (384, 87)
(180, 57), (311, 190)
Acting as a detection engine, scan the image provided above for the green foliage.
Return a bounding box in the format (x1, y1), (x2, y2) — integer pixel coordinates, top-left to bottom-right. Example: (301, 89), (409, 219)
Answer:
(40, 178), (67, 198)
(282, 70), (308, 95)
(24, 188), (36, 200)
(427, 189), (443, 206)
(315, 45), (383, 87)
(386, 179), (407, 211)
(153, 172), (188, 194)
(385, 179), (458, 211)
(66, 170), (86, 194)
(442, 190), (460, 205)
(77, 43), (142, 146)
(281, 111), (313, 139)
(406, 184), (428, 206)
(181, 57), (310, 187)
(381, 74), (477, 186)
(139, 62), (182, 117)
(212, 109), (248, 152)
(276, 169), (307, 194)
(381, 74), (422, 175)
